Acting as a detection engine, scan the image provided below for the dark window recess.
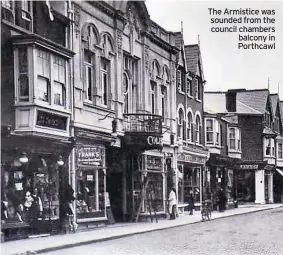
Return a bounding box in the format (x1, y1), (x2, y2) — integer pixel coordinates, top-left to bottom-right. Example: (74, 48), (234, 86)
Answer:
(33, 2), (67, 46)
(36, 110), (67, 130)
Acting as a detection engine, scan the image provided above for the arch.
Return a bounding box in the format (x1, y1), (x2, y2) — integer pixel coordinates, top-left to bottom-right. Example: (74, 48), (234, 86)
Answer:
(177, 103), (185, 116)
(151, 59), (161, 78)
(195, 111), (202, 126)
(81, 22), (100, 45)
(116, 1), (150, 29)
(162, 65), (170, 83)
(100, 32), (115, 53)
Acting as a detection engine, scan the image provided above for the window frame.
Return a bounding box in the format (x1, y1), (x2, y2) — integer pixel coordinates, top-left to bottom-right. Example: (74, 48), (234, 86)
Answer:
(100, 57), (109, 107)
(195, 115), (201, 144)
(205, 119), (214, 144)
(278, 142), (283, 159)
(177, 108), (184, 139)
(187, 112), (193, 142)
(265, 137), (275, 157)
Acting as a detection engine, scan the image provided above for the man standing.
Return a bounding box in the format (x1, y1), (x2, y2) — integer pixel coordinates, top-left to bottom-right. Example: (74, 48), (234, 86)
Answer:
(168, 187), (177, 220)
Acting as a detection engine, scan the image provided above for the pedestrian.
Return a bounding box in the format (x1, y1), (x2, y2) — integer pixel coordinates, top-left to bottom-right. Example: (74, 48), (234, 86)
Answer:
(188, 193), (194, 215)
(168, 187), (177, 220)
(217, 188), (227, 212)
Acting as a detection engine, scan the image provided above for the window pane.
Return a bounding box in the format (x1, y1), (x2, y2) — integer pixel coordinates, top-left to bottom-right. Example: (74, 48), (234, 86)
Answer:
(206, 120), (213, 131)
(102, 72), (108, 105)
(54, 82), (65, 106)
(19, 74), (29, 100)
(86, 66), (92, 101)
(206, 132), (213, 143)
(37, 49), (50, 78)
(37, 76), (49, 102)
(19, 48), (28, 73)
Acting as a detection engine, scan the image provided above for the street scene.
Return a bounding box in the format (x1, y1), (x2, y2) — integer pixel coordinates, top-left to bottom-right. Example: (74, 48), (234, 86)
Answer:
(42, 207), (283, 255)
(1, 0), (283, 254)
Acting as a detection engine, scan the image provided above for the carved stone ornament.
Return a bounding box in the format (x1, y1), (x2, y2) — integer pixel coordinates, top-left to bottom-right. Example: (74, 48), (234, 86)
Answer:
(74, 5), (81, 38)
(144, 46), (149, 70)
(117, 30), (123, 57)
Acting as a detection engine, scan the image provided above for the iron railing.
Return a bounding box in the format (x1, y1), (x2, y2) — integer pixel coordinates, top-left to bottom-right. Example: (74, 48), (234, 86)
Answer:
(123, 113), (163, 134)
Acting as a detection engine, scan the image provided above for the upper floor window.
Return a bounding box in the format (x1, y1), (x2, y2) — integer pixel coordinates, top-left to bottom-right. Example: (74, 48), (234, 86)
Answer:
(123, 73), (129, 114)
(265, 111), (271, 128)
(177, 108), (185, 139)
(150, 81), (157, 114)
(278, 142), (283, 159)
(100, 57), (109, 106)
(14, 42), (71, 109)
(177, 68), (185, 93)
(18, 47), (29, 101)
(229, 127), (241, 151)
(187, 112), (193, 142)
(274, 116), (279, 132)
(187, 78), (193, 97)
(84, 50), (95, 102)
(124, 54), (139, 113)
(161, 85), (167, 122)
(195, 115), (201, 144)
(206, 119), (213, 144)
(265, 137), (275, 156)
(195, 78), (201, 100)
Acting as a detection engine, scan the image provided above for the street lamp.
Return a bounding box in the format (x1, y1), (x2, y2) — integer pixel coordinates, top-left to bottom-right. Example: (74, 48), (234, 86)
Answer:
(19, 152), (28, 164)
(57, 156), (64, 166)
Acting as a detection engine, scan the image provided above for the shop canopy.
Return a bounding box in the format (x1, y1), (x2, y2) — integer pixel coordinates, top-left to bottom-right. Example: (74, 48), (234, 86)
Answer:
(276, 169), (283, 177)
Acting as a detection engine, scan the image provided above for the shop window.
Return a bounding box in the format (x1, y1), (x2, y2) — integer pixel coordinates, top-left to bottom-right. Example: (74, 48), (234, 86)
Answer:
(278, 143), (283, 159)
(187, 112), (193, 142)
(206, 119), (213, 144)
(1, 155), (60, 227)
(76, 169), (105, 219)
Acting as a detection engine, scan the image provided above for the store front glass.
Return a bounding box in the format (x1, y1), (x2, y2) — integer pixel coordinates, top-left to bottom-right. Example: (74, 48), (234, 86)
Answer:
(1, 153), (63, 236)
(237, 171), (255, 202)
(183, 167), (201, 203)
(75, 144), (106, 222)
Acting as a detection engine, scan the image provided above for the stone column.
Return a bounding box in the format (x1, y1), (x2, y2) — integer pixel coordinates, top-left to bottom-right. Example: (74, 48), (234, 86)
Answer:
(268, 173), (274, 203)
(255, 170), (265, 204)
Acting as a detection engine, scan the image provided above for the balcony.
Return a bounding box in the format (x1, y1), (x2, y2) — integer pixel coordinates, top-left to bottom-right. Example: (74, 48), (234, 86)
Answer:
(122, 114), (163, 151)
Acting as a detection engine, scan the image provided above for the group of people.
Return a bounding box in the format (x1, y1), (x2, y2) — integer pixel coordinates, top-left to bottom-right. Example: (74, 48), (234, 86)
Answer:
(167, 187), (228, 219)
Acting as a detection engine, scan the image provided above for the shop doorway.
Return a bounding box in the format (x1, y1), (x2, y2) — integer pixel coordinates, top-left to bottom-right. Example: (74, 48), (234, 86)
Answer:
(106, 172), (123, 221)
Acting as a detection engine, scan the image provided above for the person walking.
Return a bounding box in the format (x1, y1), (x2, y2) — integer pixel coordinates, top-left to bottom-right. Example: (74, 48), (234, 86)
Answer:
(168, 187), (177, 220)
(188, 193), (195, 215)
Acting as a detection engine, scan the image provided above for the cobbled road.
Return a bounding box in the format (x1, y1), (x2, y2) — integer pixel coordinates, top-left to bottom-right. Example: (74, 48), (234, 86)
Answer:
(43, 207), (283, 255)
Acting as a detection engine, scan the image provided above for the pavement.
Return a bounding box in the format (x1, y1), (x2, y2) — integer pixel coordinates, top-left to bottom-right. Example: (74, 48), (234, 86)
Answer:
(1, 203), (283, 255)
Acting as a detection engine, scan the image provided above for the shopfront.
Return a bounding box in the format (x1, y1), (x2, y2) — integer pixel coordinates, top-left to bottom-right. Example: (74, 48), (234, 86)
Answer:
(1, 135), (71, 241)
(177, 150), (209, 205)
(132, 153), (165, 216)
(75, 143), (107, 223)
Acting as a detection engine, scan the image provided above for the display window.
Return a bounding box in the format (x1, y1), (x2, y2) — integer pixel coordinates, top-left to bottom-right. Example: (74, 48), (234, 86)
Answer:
(76, 168), (106, 220)
(183, 167), (201, 203)
(1, 154), (60, 227)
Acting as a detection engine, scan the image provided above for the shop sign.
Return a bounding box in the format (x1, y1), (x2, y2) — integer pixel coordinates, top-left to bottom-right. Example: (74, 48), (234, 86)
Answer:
(178, 153), (207, 164)
(239, 164), (259, 170)
(77, 145), (105, 167)
(122, 134), (163, 150)
(36, 110), (67, 130)
(146, 155), (163, 170)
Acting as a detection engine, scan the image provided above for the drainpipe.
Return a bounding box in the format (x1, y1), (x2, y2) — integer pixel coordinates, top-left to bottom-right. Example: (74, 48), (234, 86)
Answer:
(67, 1), (77, 230)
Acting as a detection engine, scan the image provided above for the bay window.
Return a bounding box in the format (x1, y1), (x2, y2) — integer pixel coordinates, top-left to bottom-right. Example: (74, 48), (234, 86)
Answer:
(206, 119), (213, 144)
(265, 137), (275, 156)
(229, 128), (236, 149)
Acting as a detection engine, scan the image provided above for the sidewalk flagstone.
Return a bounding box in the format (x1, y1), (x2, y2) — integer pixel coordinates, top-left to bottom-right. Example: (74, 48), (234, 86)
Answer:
(1, 204), (282, 255)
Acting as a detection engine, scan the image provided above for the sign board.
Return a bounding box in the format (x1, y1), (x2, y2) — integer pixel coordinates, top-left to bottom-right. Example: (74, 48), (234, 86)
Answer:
(122, 134), (163, 150)
(178, 153), (207, 164)
(76, 145), (105, 167)
(36, 110), (67, 130)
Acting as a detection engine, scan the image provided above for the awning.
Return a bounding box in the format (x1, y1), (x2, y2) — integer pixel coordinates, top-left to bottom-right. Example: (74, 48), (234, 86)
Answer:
(276, 168), (283, 177)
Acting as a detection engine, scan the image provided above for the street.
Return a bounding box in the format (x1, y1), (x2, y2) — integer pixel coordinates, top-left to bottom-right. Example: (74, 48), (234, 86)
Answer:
(43, 207), (283, 255)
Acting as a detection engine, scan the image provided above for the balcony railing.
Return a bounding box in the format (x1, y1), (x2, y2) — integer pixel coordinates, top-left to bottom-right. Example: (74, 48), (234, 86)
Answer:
(123, 114), (163, 134)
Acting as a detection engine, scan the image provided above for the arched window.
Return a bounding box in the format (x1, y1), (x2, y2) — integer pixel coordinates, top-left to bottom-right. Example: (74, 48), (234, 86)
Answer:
(187, 112), (193, 142)
(195, 115), (201, 144)
(123, 73), (129, 114)
(177, 108), (185, 139)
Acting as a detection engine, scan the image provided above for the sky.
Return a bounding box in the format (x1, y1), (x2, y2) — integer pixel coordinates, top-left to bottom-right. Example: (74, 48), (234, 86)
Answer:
(146, 0), (283, 99)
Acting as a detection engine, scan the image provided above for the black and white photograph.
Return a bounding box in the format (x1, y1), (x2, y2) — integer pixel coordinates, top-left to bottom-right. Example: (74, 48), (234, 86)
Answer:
(1, 0), (283, 254)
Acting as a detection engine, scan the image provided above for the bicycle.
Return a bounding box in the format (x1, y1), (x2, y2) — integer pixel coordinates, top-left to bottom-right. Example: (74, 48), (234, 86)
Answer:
(201, 200), (212, 221)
